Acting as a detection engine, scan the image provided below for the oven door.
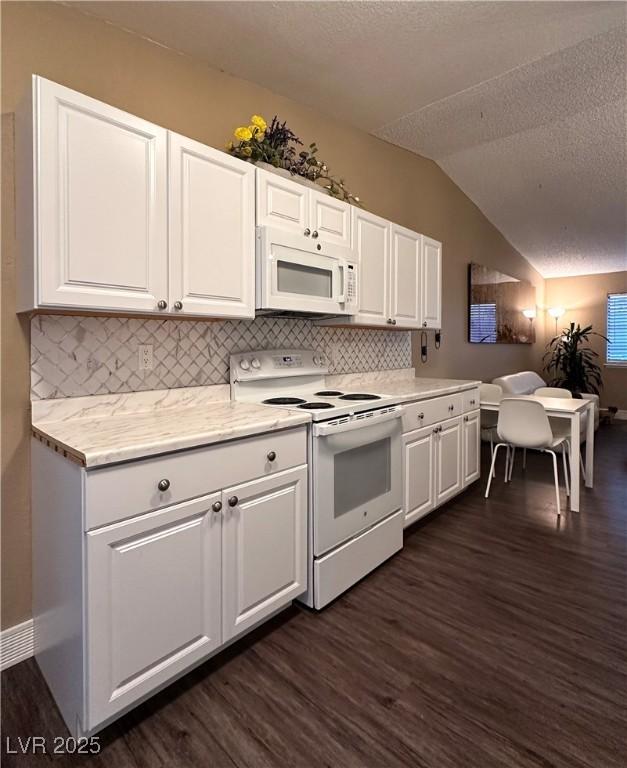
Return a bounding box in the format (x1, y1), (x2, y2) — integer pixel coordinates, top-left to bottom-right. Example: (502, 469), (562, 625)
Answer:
(312, 408), (402, 556)
(257, 226), (352, 315)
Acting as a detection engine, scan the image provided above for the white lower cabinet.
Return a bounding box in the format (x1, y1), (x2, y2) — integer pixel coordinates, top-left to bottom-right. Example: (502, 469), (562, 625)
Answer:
(462, 411), (481, 487)
(402, 394), (480, 528)
(86, 493), (222, 727)
(435, 416), (462, 507)
(222, 466), (307, 641)
(32, 426), (308, 737)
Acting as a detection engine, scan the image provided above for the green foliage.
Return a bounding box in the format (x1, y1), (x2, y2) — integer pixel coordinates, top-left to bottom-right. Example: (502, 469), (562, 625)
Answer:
(542, 322), (607, 396)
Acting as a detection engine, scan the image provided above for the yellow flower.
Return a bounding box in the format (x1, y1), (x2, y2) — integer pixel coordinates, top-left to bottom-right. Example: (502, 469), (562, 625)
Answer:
(242, 146), (253, 157)
(250, 115), (267, 131)
(249, 125), (265, 141)
(234, 126), (252, 142)
(225, 141), (234, 151)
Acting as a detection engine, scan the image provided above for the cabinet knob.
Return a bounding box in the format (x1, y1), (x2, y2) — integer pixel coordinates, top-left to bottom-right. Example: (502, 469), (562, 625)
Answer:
(267, 450), (277, 462)
(173, 300), (183, 311)
(157, 300), (168, 310)
(470, 399), (476, 405)
(312, 230), (319, 239)
(423, 321), (427, 327)
(418, 412), (424, 420)
(448, 404), (454, 411)
(158, 478), (170, 492)
(316, 244), (321, 251)
(212, 500), (222, 513)
(464, 416), (469, 422)
(228, 495), (239, 507)
(392, 319), (397, 325)
(304, 228), (311, 236)
(387, 318), (392, 324)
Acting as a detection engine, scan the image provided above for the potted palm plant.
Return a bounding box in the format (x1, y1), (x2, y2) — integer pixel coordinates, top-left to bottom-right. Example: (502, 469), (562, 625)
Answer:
(543, 322), (607, 396)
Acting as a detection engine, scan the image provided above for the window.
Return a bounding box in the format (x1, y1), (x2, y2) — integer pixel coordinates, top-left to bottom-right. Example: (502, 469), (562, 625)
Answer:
(469, 303), (497, 343)
(607, 293), (627, 364)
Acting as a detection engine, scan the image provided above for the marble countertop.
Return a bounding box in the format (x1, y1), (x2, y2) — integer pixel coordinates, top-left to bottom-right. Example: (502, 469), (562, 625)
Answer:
(326, 373), (481, 403)
(33, 399), (311, 468)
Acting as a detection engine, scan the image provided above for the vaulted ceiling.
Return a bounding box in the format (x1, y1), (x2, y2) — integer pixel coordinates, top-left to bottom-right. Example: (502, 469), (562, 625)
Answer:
(71, 1), (627, 277)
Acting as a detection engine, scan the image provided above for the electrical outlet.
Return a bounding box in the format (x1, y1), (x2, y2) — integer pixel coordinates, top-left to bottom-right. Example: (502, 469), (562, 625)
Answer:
(138, 344), (153, 371)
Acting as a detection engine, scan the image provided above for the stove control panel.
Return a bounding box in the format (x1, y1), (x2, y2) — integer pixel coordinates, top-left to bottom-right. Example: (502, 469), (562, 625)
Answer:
(230, 349), (328, 382)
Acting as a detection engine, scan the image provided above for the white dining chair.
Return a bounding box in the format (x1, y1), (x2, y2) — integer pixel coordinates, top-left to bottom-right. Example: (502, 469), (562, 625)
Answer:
(533, 386), (587, 481)
(484, 398), (570, 515)
(479, 383), (503, 477)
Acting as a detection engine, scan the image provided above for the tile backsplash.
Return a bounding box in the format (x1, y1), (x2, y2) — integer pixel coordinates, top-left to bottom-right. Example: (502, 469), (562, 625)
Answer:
(31, 315), (412, 400)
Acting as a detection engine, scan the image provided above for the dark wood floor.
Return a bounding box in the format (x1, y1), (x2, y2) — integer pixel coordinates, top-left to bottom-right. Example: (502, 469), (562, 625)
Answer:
(3, 423), (626, 767)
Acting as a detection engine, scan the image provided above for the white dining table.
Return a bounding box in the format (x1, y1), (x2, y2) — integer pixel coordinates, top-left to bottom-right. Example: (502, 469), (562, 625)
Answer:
(480, 395), (594, 512)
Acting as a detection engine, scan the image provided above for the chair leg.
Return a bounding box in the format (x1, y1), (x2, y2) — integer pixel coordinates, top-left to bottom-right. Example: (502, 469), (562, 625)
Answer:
(508, 446), (516, 481)
(490, 433), (496, 478)
(546, 449), (561, 516)
(579, 453), (586, 483)
(561, 444), (570, 496)
(523, 447), (527, 470)
(485, 443), (504, 499)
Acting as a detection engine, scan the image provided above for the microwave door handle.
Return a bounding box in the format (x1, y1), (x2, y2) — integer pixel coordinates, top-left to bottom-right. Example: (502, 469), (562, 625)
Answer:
(337, 260), (347, 304)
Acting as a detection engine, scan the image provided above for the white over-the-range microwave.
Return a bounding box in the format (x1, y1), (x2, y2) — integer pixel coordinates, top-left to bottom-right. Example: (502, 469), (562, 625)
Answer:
(255, 225), (358, 317)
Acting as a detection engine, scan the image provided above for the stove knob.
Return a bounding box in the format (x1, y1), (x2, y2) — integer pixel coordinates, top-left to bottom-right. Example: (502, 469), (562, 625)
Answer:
(239, 359), (251, 371)
(251, 358), (261, 370)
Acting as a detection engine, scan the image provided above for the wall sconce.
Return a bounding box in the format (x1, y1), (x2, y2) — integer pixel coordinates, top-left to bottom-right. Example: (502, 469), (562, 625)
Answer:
(548, 306), (565, 333)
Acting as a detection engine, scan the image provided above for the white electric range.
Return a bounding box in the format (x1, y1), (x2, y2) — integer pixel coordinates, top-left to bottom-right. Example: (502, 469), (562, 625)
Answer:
(230, 349), (405, 609)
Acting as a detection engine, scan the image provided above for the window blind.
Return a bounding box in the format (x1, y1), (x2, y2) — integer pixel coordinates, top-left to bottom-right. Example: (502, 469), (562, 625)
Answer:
(470, 303), (497, 343)
(607, 293), (627, 363)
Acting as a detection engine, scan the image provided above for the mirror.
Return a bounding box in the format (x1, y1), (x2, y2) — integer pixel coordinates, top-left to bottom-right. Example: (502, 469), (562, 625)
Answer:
(468, 263), (536, 344)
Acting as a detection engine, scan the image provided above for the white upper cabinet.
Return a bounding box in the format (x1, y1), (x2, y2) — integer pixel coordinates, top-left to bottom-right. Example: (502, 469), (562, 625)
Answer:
(256, 168), (351, 247)
(351, 207), (390, 326)
(256, 168), (308, 234)
(390, 224), (421, 328)
(421, 236), (442, 329)
(309, 190), (351, 248)
(169, 133), (255, 318)
(26, 76), (169, 313)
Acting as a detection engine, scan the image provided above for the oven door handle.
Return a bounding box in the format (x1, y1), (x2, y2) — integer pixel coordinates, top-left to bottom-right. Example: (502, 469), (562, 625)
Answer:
(313, 407), (402, 437)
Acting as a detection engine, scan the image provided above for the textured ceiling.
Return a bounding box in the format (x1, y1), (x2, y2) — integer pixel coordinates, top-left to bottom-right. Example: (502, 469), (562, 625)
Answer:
(71, 1), (627, 277)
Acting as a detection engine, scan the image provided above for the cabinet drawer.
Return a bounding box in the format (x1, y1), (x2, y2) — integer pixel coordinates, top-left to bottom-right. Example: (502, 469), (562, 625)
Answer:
(85, 426), (307, 530)
(462, 388), (480, 413)
(402, 394), (463, 432)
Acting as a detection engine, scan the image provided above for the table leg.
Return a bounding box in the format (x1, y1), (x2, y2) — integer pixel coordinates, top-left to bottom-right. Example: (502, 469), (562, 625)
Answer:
(570, 412), (581, 512)
(585, 402), (594, 488)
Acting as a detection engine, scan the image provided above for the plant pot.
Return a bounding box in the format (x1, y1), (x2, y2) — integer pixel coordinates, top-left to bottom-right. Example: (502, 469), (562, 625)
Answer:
(255, 161), (330, 195)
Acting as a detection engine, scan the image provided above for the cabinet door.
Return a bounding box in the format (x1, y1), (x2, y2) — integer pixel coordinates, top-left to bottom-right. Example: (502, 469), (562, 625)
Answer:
(222, 465), (307, 642)
(421, 236), (442, 329)
(169, 133), (255, 318)
(309, 190), (351, 247)
(86, 494), (221, 729)
(390, 224), (421, 328)
(256, 168), (308, 234)
(463, 411), (481, 487)
(403, 425), (435, 527)
(36, 77), (168, 312)
(352, 208), (390, 326)
(435, 416), (462, 507)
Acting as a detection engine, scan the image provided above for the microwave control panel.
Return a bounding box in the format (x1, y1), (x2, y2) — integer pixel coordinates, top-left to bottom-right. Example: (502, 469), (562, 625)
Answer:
(345, 262), (358, 311)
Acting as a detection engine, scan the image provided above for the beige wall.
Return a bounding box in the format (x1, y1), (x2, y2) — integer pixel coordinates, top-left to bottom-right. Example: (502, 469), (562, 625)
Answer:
(1, 1), (544, 629)
(544, 271), (627, 410)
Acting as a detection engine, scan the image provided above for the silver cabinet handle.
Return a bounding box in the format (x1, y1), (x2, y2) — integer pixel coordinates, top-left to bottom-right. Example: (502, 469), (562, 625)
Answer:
(228, 495), (239, 507)
(212, 500), (222, 513)
(267, 451), (277, 462)
(464, 416), (469, 422)
(392, 319), (397, 325)
(387, 318), (392, 324)
(157, 300), (168, 310)
(312, 230), (319, 238)
(448, 404), (454, 411)
(158, 478), (170, 492)
(304, 228), (311, 236)
(418, 412), (424, 420)
(423, 321), (427, 327)
(469, 399), (476, 405)
(173, 301), (183, 311)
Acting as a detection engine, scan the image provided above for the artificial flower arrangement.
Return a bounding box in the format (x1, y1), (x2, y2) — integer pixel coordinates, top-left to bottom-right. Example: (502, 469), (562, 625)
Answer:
(226, 114), (361, 205)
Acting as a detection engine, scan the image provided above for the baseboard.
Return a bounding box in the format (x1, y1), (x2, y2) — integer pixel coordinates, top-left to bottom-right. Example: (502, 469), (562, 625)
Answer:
(0, 619), (34, 671)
